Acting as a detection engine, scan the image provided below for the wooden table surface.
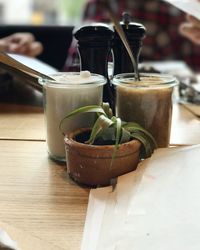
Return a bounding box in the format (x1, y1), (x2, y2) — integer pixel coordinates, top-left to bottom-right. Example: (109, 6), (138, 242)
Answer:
(171, 103), (200, 145)
(0, 100), (200, 249)
(0, 103), (45, 141)
(0, 140), (89, 250)
(1, 102), (200, 144)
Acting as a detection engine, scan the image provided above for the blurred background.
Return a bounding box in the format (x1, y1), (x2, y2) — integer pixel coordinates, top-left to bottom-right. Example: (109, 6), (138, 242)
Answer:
(0, 0), (85, 25)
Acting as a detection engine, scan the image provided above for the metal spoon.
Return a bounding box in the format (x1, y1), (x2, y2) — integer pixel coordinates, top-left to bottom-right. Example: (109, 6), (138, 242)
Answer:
(102, 1), (140, 81)
(0, 52), (54, 91)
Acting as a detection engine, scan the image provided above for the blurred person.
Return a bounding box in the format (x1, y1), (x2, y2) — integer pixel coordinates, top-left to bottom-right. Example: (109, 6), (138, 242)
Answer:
(66, 0), (200, 71)
(180, 15), (200, 46)
(0, 32), (43, 104)
(179, 0), (200, 45)
(0, 32), (43, 57)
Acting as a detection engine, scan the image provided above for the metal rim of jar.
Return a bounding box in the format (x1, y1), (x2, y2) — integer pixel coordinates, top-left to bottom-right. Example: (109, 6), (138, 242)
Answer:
(38, 72), (107, 88)
(111, 73), (178, 88)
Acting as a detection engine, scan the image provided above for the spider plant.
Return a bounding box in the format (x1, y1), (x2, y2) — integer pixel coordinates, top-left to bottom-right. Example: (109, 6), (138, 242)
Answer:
(59, 103), (157, 159)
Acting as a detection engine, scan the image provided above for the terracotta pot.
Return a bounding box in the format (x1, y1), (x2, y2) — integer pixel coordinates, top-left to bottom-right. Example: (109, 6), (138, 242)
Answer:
(64, 128), (141, 187)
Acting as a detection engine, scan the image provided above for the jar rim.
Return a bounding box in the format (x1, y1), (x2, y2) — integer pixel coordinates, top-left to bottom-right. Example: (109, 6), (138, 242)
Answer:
(111, 73), (178, 88)
(39, 72), (107, 88)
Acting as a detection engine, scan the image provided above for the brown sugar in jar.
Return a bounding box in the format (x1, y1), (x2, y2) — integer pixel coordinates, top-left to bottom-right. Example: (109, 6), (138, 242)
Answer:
(112, 73), (178, 147)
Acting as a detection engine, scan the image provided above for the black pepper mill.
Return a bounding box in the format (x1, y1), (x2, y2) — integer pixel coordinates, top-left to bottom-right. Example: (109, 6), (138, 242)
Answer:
(113, 13), (146, 75)
(74, 24), (114, 108)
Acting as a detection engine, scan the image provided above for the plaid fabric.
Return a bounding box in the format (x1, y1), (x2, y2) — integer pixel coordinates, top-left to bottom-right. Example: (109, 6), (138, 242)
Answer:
(65, 0), (200, 72)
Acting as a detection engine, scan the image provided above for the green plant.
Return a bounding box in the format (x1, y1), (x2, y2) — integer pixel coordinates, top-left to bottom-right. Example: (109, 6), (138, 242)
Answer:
(59, 102), (157, 159)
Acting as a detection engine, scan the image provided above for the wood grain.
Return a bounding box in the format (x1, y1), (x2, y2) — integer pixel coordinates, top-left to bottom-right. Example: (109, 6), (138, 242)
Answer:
(0, 140), (89, 250)
(0, 104), (45, 141)
(170, 104), (200, 145)
(0, 101), (200, 249)
(1, 103), (200, 145)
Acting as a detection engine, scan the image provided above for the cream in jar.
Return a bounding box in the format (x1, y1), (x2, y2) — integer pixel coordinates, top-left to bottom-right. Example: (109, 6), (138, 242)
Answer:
(40, 71), (106, 162)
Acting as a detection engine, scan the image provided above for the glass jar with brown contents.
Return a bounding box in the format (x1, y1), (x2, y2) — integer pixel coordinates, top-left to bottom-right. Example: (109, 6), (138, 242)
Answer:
(112, 73), (178, 147)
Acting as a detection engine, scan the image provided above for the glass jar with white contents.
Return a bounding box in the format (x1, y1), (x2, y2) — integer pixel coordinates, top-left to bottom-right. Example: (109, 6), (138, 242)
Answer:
(40, 71), (106, 162)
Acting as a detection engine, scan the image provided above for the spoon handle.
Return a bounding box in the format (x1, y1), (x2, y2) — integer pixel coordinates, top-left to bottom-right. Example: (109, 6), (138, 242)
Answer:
(0, 61), (42, 91)
(103, 2), (140, 81)
(0, 52), (54, 81)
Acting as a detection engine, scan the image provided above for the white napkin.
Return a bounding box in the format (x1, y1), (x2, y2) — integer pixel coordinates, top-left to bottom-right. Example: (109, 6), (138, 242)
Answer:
(82, 145), (200, 250)
(8, 54), (57, 75)
(163, 0), (200, 20)
(0, 229), (19, 250)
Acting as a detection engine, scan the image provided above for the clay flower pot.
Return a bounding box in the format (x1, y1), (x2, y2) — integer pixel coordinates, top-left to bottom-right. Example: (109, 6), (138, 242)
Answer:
(64, 128), (141, 187)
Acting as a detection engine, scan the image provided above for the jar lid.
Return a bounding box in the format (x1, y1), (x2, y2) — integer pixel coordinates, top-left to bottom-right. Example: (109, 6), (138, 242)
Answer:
(74, 23), (114, 41)
(115, 13), (146, 39)
(112, 73), (178, 88)
(39, 72), (107, 88)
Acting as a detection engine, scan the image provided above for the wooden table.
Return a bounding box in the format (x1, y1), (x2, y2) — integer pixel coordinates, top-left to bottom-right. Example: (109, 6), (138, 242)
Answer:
(0, 103), (89, 250)
(171, 103), (200, 145)
(0, 101), (200, 250)
(1, 102), (199, 144)
(0, 104), (45, 141)
(0, 140), (89, 250)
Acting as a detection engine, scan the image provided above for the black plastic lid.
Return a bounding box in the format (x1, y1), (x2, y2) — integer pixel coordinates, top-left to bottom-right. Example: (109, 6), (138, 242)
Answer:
(115, 13), (146, 39)
(74, 23), (114, 41)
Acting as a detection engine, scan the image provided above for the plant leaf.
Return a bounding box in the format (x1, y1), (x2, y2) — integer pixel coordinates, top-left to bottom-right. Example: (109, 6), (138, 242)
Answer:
(109, 117), (123, 167)
(99, 127), (116, 142)
(59, 105), (106, 134)
(130, 132), (154, 158)
(120, 128), (131, 144)
(111, 117), (122, 150)
(98, 114), (114, 128)
(123, 122), (157, 148)
(86, 115), (114, 144)
(58, 101), (157, 165)
(102, 102), (113, 118)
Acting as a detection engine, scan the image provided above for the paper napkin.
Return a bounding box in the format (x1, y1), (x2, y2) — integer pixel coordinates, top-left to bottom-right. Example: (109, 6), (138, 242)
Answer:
(163, 0), (200, 20)
(82, 145), (200, 250)
(0, 228), (19, 250)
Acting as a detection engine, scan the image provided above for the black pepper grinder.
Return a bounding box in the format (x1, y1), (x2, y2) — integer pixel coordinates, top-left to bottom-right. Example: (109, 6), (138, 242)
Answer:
(74, 24), (114, 108)
(112, 13), (146, 75)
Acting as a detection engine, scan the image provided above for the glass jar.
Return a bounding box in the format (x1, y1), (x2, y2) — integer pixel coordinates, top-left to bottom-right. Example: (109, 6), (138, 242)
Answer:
(112, 73), (178, 147)
(40, 72), (106, 162)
